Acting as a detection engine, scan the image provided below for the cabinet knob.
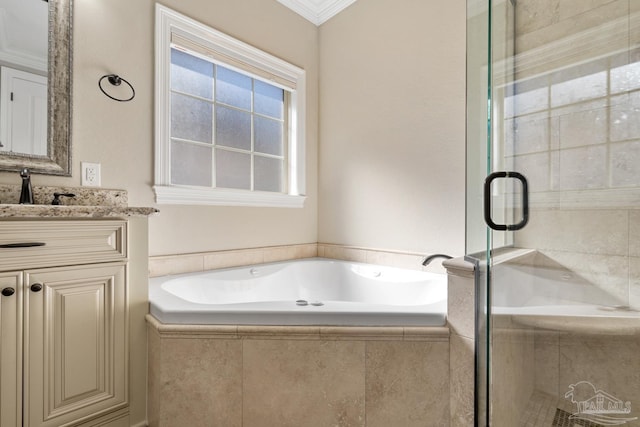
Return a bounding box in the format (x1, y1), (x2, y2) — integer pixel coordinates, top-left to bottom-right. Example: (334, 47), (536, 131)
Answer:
(1, 287), (15, 297)
(30, 283), (43, 292)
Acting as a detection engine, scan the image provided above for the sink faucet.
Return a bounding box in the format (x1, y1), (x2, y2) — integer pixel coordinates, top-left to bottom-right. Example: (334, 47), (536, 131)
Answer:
(52, 192), (76, 205)
(421, 253), (453, 266)
(19, 168), (34, 204)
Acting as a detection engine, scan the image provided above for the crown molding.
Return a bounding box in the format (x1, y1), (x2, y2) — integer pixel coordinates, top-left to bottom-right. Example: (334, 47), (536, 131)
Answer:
(277, 0), (357, 26)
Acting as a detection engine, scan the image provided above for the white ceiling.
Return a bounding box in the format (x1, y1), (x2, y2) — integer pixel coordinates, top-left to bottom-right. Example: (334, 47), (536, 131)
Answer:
(277, 0), (357, 26)
(0, 0), (48, 72)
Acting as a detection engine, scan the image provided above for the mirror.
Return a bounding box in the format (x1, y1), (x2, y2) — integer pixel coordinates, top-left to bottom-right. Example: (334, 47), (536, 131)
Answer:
(0, 0), (72, 176)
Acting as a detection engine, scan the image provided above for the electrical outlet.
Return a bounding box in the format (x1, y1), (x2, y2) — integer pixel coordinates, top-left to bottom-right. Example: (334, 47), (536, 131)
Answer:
(81, 162), (101, 187)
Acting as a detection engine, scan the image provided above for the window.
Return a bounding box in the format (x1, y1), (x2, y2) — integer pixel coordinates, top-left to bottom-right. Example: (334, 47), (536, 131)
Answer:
(154, 5), (306, 207)
(170, 49), (287, 192)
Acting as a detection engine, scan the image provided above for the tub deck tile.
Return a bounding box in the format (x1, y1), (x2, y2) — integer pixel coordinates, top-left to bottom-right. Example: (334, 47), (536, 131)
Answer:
(365, 340), (450, 426)
(147, 315), (451, 341)
(403, 326), (450, 341)
(237, 325), (321, 340)
(146, 314), (240, 339)
(242, 339), (366, 427)
(320, 326), (405, 341)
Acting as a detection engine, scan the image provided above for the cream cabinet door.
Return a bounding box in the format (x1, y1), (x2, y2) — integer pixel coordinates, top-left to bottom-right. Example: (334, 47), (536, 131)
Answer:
(0, 272), (22, 427)
(24, 263), (127, 427)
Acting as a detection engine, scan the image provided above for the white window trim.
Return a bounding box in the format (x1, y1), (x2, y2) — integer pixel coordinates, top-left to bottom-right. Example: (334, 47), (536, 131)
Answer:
(154, 4), (306, 207)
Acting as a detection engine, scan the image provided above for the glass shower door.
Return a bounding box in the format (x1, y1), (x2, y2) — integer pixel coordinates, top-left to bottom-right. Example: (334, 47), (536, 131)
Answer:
(469, 0), (640, 426)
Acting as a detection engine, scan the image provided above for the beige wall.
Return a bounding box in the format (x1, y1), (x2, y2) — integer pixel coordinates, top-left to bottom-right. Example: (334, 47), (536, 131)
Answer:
(0, 0), (319, 257)
(318, 0), (466, 256)
(1, 0), (468, 259)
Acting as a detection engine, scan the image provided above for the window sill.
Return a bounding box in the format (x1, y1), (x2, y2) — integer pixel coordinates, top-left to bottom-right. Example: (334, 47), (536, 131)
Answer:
(153, 185), (306, 208)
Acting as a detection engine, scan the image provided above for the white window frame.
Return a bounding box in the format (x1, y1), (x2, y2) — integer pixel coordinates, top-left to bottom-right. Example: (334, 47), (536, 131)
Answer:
(154, 4), (306, 207)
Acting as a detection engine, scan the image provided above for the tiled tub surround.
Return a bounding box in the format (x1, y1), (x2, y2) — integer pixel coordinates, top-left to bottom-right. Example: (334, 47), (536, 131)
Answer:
(146, 316), (450, 427)
(147, 246), (457, 426)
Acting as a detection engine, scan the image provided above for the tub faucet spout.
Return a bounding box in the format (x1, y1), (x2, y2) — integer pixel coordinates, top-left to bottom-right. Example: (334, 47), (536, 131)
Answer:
(422, 253), (453, 266)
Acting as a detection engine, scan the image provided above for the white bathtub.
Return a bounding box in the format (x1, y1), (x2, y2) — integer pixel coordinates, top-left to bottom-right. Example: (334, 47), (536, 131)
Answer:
(149, 258), (447, 326)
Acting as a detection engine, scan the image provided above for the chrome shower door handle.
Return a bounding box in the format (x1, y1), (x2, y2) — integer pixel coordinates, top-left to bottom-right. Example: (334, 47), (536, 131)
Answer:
(483, 171), (529, 231)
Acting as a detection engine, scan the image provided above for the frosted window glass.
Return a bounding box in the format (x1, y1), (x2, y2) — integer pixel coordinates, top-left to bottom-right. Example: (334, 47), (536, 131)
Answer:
(551, 72), (607, 107)
(254, 116), (283, 156)
(171, 140), (212, 186)
(611, 140), (640, 187)
(216, 149), (251, 190)
(255, 80), (284, 119)
(171, 93), (213, 143)
(171, 48), (214, 99)
(508, 87), (548, 116)
(610, 93), (640, 142)
(216, 106), (251, 150)
(611, 61), (640, 94)
(254, 156), (283, 192)
(166, 47), (294, 195)
(216, 66), (251, 110)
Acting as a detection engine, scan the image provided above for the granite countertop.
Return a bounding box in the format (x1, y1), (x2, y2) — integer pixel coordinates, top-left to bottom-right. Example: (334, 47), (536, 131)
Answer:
(0, 204), (159, 218)
(0, 185), (158, 218)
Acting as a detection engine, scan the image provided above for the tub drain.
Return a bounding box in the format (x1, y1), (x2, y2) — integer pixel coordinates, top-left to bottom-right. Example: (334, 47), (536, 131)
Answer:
(296, 299), (308, 306)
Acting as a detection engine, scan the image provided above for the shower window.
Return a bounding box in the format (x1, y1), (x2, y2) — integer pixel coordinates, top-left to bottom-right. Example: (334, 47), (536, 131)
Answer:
(154, 4), (306, 207)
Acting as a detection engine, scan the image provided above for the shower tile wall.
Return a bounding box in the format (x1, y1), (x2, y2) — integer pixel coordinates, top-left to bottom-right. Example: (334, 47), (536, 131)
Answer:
(491, 319), (535, 426)
(531, 331), (640, 427)
(630, 210), (640, 307)
(487, 3), (640, 426)
(490, 318), (640, 426)
(516, 210), (632, 303)
(507, 0), (640, 308)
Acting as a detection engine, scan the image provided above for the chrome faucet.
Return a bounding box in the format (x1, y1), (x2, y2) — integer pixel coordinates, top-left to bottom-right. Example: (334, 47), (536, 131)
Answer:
(19, 168), (34, 204)
(421, 253), (453, 266)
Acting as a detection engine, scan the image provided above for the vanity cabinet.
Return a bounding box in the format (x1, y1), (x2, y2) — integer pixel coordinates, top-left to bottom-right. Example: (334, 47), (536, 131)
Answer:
(0, 220), (129, 427)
